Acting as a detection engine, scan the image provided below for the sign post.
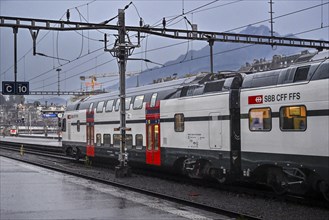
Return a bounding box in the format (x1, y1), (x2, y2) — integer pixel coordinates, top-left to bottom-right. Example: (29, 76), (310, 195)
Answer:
(2, 81), (29, 95)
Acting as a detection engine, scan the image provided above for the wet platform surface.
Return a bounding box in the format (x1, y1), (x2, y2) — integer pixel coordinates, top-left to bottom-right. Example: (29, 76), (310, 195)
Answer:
(0, 136), (61, 147)
(0, 157), (228, 220)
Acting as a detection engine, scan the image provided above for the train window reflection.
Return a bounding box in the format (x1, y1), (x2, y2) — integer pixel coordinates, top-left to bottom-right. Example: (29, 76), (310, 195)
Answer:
(135, 134), (143, 150)
(126, 97), (132, 110)
(150, 93), (157, 107)
(126, 134), (133, 149)
(154, 125), (159, 150)
(280, 106), (307, 131)
(89, 103), (94, 112)
(113, 134), (121, 148)
(175, 113), (185, 132)
(105, 100), (114, 112)
(96, 101), (104, 113)
(103, 134), (111, 147)
(133, 95), (144, 109)
(249, 108), (271, 131)
(115, 99), (120, 111)
(96, 133), (102, 147)
(147, 126), (152, 150)
(294, 66), (310, 82)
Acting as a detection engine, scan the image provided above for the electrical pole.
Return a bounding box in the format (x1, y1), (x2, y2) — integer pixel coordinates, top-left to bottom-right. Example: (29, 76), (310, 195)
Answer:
(13, 27), (18, 84)
(269, 0), (275, 39)
(117, 9), (130, 177)
(208, 39), (214, 73)
(106, 9), (139, 177)
(56, 68), (62, 96)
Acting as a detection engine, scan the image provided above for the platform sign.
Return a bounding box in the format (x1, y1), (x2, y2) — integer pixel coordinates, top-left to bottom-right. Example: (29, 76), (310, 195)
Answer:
(2, 81), (29, 95)
(16, 82), (29, 95)
(42, 113), (58, 118)
(2, 81), (15, 95)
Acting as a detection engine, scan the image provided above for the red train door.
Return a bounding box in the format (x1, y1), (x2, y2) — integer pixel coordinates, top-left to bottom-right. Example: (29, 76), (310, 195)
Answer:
(145, 100), (161, 166)
(86, 110), (95, 157)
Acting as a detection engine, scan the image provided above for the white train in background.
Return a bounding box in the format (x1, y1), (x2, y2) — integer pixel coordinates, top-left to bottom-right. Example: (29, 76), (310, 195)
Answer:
(9, 126), (57, 136)
(62, 50), (329, 200)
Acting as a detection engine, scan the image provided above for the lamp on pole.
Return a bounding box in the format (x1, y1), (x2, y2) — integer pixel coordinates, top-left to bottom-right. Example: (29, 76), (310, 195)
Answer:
(56, 68), (62, 96)
(80, 76), (85, 92)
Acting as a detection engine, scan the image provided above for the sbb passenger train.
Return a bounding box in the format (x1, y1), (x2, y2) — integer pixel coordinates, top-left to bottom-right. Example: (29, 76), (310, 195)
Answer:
(62, 51), (329, 200)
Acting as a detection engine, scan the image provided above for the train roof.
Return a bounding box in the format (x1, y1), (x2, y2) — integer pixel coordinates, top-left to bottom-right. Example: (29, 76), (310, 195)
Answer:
(66, 50), (328, 111)
(241, 50), (328, 89)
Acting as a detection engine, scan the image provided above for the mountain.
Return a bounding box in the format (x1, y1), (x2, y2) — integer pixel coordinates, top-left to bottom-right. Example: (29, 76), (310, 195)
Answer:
(26, 96), (67, 106)
(108, 25), (305, 90)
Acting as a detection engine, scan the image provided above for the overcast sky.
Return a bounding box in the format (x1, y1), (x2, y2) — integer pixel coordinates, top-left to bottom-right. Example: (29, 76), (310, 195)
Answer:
(1, 0), (328, 98)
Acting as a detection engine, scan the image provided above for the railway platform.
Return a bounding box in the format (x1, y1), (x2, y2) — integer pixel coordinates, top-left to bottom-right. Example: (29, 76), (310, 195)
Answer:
(0, 156), (226, 220)
(0, 136), (61, 147)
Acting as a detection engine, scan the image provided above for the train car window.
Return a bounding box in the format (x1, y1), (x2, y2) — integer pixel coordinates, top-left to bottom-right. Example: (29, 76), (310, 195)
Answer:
(180, 86), (189, 97)
(105, 100), (114, 112)
(126, 134), (133, 149)
(168, 90), (181, 99)
(89, 103), (94, 112)
(79, 102), (90, 110)
(113, 134), (121, 148)
(125, 97), (132, 110)
(103, 134), (111, 147)
(96, 133), (102, 147)
(241, 74), (253, 88)
(278, 68), (294, 84)
(115, 99), (120, 111)
(150, 93), (158, 107)
(96, 101), (105, 113)
(135, 134), (143, 149)
(249, 108), (272, 131)
(193, 85), (204, 95)
(204, 80), (225, 93)
(280, 106), (307, 131)
(147, 126), (152, 150)
(61, 118), (66, 132)
(154, 125), (159, 150)
(77, 120), (80, 132)
(294, 66), (310, 82)
(251, 72), (280, 87)
(133, 95), (144, 110)
(174, 113), (185, 132)
(66, 104), (75, 111)
(223, 78), (234, 91)
(311, 62), (329, 80)
(76, 103), (80, 110)
(186, 86), (195, 96)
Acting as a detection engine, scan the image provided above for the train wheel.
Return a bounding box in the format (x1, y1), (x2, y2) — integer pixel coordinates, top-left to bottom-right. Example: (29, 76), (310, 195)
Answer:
(319, 180), (329, 202)
(267, 168), (288, 195)
(74, 148), (81, 161)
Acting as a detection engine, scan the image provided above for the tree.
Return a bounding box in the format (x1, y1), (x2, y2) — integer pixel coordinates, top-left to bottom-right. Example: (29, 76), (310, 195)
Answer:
(33, 100), (41, 107)
(0, 95), (6, 106)
(8, 95), (25, 105)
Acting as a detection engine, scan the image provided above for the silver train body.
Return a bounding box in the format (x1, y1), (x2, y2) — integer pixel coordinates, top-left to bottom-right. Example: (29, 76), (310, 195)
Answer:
(62, 51), (329, 199)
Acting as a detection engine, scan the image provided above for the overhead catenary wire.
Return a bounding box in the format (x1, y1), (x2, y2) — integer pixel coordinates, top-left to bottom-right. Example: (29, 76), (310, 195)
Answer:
(2, 1), (328, 92)
(33, 23), (328, 92)
(30, 23), (329, 91)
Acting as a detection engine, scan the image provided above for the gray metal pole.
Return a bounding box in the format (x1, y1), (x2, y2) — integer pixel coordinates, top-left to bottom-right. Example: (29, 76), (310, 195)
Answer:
(13, 27), (18, 84)
(209, 39), (214, 73)
(56, 68), (61, 96)
(115, 9), (131, 177)
(119, 9), (126, 168)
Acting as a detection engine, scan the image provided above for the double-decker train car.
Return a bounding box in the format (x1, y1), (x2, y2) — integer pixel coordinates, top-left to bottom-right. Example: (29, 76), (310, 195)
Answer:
(239, 51), (329, 196)
(62, 50), (329, 200)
